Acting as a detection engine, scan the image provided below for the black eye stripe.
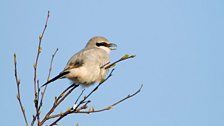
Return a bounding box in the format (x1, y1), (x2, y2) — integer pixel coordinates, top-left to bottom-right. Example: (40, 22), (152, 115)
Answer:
(96, 42), (109, 47)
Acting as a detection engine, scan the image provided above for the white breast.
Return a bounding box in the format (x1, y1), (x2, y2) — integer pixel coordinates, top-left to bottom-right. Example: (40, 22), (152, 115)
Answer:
(65, 65), (102, 86)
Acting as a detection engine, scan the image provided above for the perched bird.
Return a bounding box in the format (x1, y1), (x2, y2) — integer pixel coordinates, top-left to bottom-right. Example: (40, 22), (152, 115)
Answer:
(42, 36), (117, 87)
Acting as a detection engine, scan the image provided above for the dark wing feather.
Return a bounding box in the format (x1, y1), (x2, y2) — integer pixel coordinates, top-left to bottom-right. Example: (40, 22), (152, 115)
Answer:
(41, 71), (70, 87)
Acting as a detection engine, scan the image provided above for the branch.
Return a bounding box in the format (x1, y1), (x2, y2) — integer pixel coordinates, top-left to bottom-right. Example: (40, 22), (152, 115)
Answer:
(48, 84), (143, 122)
(32, 10), (50, 126)
(104, 54), (135, 69)
(14, 53), (29, 126)
(39, 48), (58, 111)
(36, 80), (41, 124)
(75, 89), (85, 104)
(40, 84), (79, 125)
(76, 84), (143, 114)
(45, 89), (85, 120)
(31, 48), (58, 126)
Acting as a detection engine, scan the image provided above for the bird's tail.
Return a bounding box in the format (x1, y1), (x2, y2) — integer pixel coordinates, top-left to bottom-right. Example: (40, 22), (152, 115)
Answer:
(41, 71), (70, 87)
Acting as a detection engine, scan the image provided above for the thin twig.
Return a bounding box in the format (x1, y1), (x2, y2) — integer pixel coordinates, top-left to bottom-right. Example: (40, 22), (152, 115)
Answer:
(57, 85), (79, 106)
(33, 10), (50, 95)
(14, 53), (29, 126)
(111, 84), (143, 106)
(41, 85), (75, 124)
(75, 89), (85, 104)
(34, 49), (58, 126)
(36, 80), (41, 124)
(46, 89), (85, 120)
(38, 48), (58, 111)
(32, 10), (50, 126)
(77, 84), (143, 114)
(40, 84), (79, 125)
(104, 54), (135, 69)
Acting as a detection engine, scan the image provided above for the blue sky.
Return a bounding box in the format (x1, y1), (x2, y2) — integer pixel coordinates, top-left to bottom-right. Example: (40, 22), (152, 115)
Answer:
(1, 0), (224, 126)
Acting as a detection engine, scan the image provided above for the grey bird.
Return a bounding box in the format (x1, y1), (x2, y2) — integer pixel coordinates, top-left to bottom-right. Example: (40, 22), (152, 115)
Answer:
(42, 36), (117, 87)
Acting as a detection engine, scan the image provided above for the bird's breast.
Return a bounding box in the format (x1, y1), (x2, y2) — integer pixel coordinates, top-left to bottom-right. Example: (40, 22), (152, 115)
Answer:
(65, 66), (105, 86)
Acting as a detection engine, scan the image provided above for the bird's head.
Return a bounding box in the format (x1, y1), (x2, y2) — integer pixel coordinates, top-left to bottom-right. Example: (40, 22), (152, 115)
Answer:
(85, 36), (117, 53)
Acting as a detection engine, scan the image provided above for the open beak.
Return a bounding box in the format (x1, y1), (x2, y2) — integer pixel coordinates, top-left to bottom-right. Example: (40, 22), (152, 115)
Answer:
(108, 43), (117, 50)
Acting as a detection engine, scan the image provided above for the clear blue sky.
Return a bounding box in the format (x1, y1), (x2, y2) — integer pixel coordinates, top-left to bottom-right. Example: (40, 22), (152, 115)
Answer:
(1, 0), (224, 126)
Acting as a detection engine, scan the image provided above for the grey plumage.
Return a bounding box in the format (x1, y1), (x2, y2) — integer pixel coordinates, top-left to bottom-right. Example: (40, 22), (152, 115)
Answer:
(42, 36), (116, 87)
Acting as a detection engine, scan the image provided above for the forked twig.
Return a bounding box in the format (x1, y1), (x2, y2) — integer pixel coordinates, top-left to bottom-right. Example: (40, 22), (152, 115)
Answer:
(40, 84), (79, 125)
(75, 84), (143, 114)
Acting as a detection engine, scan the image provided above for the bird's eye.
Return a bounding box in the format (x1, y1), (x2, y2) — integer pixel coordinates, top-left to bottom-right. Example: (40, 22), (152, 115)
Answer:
(96, 42), (108, 47)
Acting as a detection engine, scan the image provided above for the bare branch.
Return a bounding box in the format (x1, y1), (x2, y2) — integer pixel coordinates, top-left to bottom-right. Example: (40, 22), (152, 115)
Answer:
(104, 54), (136, 69)
(48, 84), (143, 124)
(32, 48), (58, 126)
(39, 48), (58, 111)
(75, 89), (85, 104)
(36, 80), (41, 124)
(77, 85), (142, 114)
(111, 84), (143, 107)
(32, 10), (50, 126)
(40, 84), (79, 125)
(33, 10), (50, 95)
(14, 53), (29, 126)
(45, 89), (85, 120)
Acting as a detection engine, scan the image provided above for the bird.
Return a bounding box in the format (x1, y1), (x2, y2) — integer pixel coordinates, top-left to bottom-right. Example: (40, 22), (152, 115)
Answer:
(41, 36), (117, 87)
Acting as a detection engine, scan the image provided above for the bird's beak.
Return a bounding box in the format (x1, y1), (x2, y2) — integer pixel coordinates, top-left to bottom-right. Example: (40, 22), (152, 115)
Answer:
(108, 43), (117, 50)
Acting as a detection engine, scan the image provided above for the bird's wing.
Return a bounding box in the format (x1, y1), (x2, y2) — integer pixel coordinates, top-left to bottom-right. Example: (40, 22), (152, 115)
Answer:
(82, 47), (110, 68)
(64, 48), (109, 71)
(64, 58), (84, 71)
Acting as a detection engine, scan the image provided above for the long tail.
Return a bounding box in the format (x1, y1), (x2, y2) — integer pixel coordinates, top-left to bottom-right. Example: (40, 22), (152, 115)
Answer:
(41, 71), (70, 87)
